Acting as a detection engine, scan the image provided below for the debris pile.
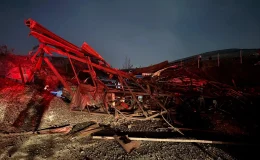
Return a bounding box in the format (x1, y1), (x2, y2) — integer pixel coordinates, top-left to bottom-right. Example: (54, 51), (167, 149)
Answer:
(22, 18), (260, 131)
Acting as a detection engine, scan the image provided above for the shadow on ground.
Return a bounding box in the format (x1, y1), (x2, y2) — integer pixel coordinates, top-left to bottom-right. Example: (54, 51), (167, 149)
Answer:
(13, 87), (54, 132)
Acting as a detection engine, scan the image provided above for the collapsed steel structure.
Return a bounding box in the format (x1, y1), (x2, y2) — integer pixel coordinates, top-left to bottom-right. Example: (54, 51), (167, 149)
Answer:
(25, 18), (260, 123)
(25, 19), (169, 120)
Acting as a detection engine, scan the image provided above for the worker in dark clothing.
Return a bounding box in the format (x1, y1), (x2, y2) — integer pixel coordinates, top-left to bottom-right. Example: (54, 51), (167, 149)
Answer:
(44, 82), (71, 103)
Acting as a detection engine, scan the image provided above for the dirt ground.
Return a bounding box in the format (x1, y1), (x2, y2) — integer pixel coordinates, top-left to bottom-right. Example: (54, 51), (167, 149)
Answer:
(0, 78), (257, 160)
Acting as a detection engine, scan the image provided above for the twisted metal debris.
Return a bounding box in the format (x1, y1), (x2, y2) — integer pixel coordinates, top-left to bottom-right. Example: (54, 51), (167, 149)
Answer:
(24, 18), (260, 124)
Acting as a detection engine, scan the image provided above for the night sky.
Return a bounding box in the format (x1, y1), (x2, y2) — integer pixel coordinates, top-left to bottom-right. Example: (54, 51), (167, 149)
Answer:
(0, 0), (260, 68)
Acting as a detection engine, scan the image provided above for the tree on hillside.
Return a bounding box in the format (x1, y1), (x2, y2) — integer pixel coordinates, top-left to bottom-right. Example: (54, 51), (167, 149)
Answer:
(122, 55), (133, 69)
(0, 45), (14, 55)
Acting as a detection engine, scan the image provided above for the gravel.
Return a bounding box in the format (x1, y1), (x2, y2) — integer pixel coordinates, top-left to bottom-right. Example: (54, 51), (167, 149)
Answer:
(0, 134), (236, 160)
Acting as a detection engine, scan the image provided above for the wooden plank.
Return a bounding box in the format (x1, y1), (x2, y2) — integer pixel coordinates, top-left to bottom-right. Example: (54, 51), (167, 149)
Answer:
(67, 53), (80, 84)
(92, 136), (244, 145)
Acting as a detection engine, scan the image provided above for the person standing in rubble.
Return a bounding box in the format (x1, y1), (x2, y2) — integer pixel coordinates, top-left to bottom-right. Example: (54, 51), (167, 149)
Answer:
(198, 87), (205, 112)
(44, 82), (70, 103)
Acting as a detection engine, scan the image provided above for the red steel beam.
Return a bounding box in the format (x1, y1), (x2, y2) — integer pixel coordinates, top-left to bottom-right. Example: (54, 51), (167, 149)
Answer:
(42, 45), (131, 78)
(25, 19), (80, 52)
(81, 42), (105, 61)
(30, 31), (85, 58)
(67, 53), (80, 85)
(26, 18), (106, 61)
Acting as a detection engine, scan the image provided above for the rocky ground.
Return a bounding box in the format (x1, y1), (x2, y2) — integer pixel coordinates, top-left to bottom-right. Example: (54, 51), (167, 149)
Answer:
(0, 77), (257, 160)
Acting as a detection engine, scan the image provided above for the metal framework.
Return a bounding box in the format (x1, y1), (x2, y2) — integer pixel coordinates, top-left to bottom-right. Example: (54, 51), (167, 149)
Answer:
(25, 18), (260, 123)
(25, 18), (170, 120)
